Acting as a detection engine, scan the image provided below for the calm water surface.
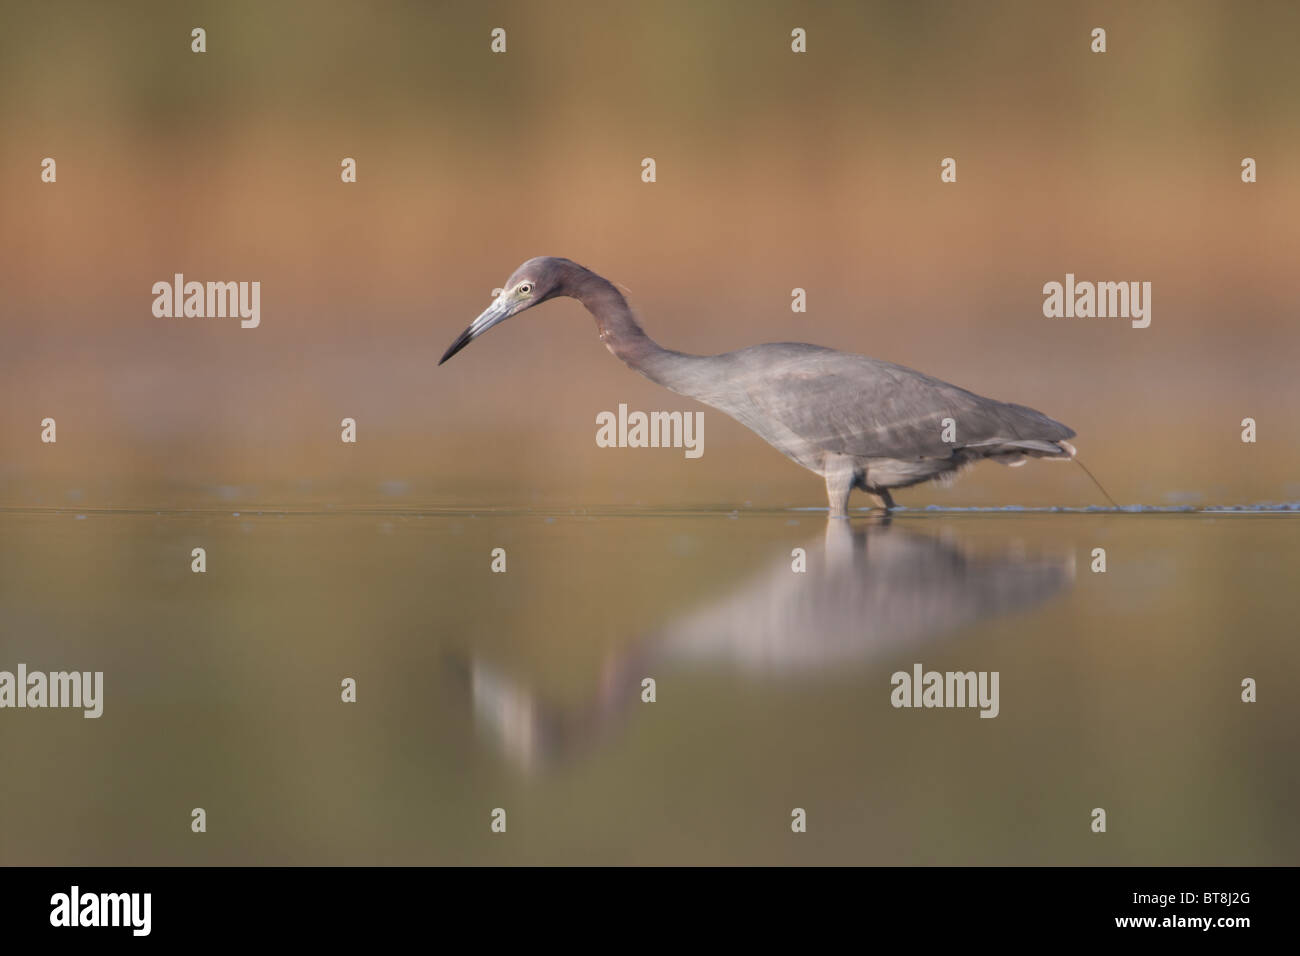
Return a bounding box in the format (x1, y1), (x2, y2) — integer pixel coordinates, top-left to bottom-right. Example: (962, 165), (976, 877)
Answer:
(1, 510), (1295, 864)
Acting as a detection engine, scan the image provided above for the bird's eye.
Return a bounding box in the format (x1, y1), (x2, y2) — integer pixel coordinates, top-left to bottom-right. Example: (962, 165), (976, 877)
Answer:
(517, 282), (533, 296)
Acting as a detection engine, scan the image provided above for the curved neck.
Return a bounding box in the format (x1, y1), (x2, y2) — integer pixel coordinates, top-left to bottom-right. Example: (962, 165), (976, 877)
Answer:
(563, 265), (685, 387)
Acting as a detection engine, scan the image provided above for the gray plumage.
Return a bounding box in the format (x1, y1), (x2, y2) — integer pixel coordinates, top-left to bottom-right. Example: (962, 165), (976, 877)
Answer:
(440, 257), (1078, 515)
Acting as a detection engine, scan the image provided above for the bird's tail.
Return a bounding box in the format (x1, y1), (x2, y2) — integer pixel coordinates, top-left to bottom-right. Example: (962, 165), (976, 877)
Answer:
(1058, 441), (1119, 508)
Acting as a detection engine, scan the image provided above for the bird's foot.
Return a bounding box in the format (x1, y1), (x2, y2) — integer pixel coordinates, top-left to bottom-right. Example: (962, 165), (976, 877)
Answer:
(870, 490), (897, 512)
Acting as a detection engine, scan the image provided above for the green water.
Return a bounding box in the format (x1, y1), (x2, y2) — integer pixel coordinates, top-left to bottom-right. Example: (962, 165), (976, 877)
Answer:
(0, 510), (1295, 864)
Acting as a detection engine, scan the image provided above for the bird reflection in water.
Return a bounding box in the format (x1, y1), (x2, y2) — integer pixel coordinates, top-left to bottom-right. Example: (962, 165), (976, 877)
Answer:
(458, 519), (1074, 772)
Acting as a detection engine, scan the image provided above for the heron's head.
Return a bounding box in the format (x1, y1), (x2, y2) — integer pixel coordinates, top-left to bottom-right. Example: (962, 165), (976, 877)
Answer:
(439, 256), (573, 365)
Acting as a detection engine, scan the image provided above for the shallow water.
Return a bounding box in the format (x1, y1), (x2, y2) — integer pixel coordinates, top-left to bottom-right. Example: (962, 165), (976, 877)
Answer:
(0, 509), (1296, 865)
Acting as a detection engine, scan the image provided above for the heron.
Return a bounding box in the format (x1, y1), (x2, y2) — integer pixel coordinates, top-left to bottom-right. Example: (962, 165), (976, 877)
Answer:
(440, 256), (1109, 516)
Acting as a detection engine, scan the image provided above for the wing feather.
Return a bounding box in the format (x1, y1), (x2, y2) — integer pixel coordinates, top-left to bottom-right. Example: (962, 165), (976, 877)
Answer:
(725, 344), (1074, 461)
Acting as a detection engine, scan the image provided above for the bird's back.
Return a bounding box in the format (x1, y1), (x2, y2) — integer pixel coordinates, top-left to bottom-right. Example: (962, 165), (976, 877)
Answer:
(671, 342), (1075, 465)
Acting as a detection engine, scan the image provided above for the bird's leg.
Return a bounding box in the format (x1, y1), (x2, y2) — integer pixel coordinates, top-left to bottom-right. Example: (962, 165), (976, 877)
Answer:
(872, 489), (896, 512)
(824, 461), (856, 519)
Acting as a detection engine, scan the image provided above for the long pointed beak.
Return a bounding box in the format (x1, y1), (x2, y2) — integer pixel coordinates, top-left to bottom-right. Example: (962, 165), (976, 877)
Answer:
(439, 298), (511, 365)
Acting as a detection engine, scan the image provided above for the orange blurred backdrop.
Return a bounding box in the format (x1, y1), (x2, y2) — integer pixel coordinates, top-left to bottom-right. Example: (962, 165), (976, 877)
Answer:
(2, 0), (1297, 510)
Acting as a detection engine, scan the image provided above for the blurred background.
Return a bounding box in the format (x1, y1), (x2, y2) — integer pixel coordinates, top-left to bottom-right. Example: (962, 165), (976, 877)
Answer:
(1, 2), (1298, 867)
(2, 0), (1298, 511)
